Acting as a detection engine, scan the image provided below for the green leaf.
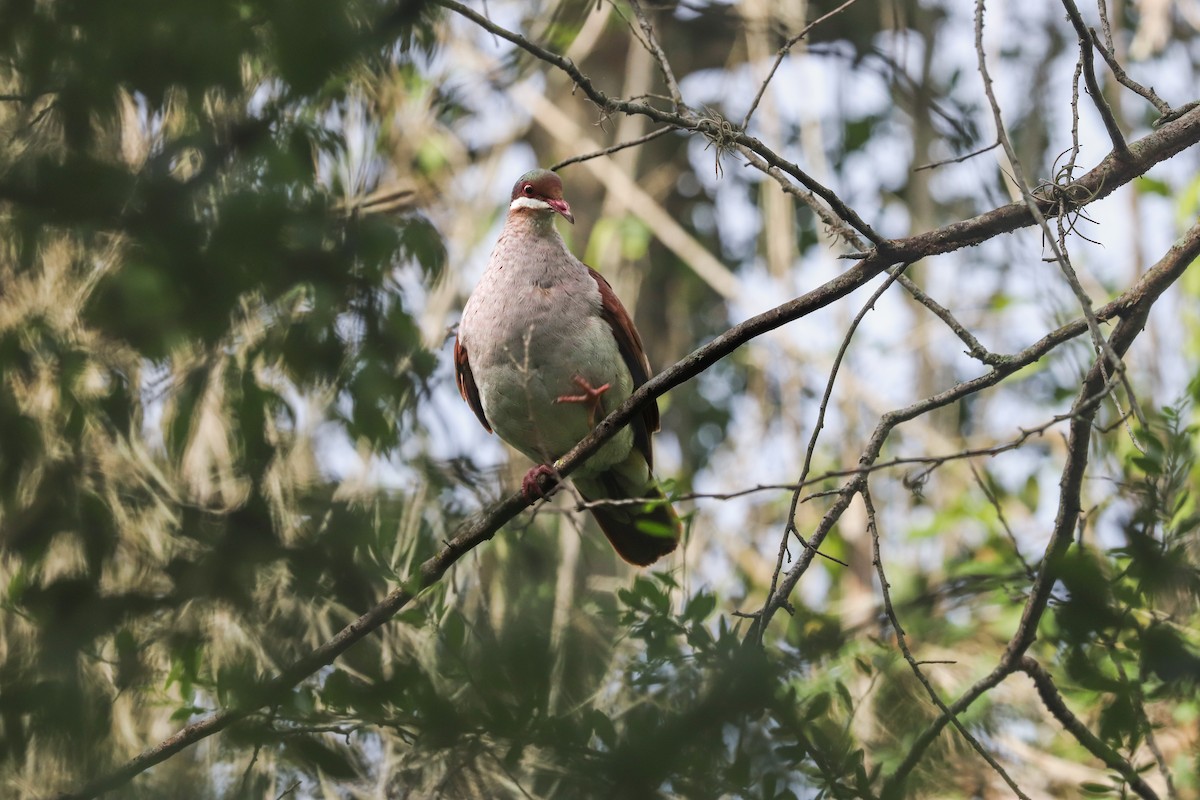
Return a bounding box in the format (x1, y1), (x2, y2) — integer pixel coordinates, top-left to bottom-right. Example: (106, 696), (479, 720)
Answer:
(835, 680), (854, 713)
(684, 592), (716, 623)
(1134, 176), (1171, 197)
(804, 692), (831, 722)
(169, 705), (205, 722)
(1080, 781), (1115, 795)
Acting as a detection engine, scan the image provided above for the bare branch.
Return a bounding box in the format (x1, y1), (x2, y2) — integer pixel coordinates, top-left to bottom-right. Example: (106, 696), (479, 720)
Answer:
(1089, 0), (1174, 120)
(1020, 658), (1161, 800)
(882, 661), (1016, 798)
(969, 462), (1036, 579)
(549, 125), (674, 171)
(1003, 220), (1200, 661)
(1095, 0), (1116, 52)
(756, 217), (1200, 639)
(913, 139), (1000, 172)
(740, 0), (863, 130)
(736, 145), (866, 251)
(627, 0), (684, 110)
(895, 273), (997, 365)
(884, 220), (1200, 791)
(864, 487), (1032, 800)
(1061, 0), (1133, 158)
(762, 264), (909, 641)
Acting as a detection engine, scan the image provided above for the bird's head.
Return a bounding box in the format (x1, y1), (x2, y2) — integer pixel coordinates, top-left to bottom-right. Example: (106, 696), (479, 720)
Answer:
(509, 169), (574, 224)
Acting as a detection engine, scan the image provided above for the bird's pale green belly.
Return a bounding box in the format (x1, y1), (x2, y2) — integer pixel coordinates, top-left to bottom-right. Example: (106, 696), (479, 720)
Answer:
(478, 314), (635, 475)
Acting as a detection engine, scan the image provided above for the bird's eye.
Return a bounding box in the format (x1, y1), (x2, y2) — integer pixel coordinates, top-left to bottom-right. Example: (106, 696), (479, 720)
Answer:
(523, 184), (534, 195)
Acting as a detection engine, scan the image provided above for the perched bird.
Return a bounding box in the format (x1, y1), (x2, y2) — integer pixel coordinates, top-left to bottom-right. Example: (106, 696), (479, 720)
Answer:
(455, 168), (681, 566)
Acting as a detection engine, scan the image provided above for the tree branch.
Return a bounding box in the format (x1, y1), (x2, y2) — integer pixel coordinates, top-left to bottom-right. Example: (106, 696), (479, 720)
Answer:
(1020, 657), (1161, 799)
(740, 0), (863, 130)
(864, 486), (1032, 799)
(1089, 0), (1176, 120)
(548, 125), (674, 171)
(1003, 220), (1200, 660)
(1061, 0), (1132, 158)
(764, 265), (908, 640)
(627, 0), (684, 110)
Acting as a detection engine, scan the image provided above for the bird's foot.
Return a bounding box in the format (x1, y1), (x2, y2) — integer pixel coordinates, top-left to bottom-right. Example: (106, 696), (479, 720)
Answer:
(521, 464), (560, 501)
(555, 375), (611, 428)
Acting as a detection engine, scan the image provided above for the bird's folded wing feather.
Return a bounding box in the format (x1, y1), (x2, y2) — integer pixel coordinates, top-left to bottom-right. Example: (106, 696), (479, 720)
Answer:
(588, 266), (659, 468)
(454, 336), (492, 432)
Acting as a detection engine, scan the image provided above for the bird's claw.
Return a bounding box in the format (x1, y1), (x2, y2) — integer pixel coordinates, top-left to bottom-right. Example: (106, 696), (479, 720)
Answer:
(521, 464), (560, 501)
(555, 375), (611, 428)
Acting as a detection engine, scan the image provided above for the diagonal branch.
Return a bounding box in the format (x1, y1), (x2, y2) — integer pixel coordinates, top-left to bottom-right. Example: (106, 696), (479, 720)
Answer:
(864, 486), (1032, 800)
(895, 272), (997, 365)
(1020, 657), (1161, 799)
(1090, 0), (1182, 123)
(1061, 0), (1132, 158)
(1002, 220), (1200, 661)
(740, 0), (863, 130)
(627, 0), (684, 110)
(549, 125), (674, 171)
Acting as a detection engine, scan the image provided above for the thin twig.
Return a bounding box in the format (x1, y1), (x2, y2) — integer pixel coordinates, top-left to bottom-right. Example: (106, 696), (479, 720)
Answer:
(863, 487), (1032, 800)
(1086, 28), (1173, 119)
(895, 273), (996, 364)
(737, 145), (866, 250)
(628, 0), (684, 110)
(577, 397), (1097, 510)
(762, 264), (909, 642)
(968, 461), (1036, 579)
(913, 139), (1001, 172)
(1061, 0), (1132, 159)
(1095, 0), (1115, 52)
(1069, 55), (1085, 176)
(549, 126), (674, 171)
(275, 781), (302, 800)
(740, 0), (863, 130)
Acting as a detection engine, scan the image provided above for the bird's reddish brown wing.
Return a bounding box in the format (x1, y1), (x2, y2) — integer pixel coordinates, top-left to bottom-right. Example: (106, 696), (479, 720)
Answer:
(454, 335), (492, 432)
(587, 267), (659, 468)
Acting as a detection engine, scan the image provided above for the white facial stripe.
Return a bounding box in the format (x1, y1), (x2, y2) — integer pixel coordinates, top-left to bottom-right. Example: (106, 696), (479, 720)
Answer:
(509, 196), (552, 212)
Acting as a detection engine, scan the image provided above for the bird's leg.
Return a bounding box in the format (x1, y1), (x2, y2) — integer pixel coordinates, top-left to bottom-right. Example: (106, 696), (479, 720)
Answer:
(554, 375), (611, 428)
(521, 463), (560, 501)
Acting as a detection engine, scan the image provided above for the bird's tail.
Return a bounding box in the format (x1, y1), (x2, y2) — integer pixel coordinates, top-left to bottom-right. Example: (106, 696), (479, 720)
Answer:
(574, 451), (681, 566)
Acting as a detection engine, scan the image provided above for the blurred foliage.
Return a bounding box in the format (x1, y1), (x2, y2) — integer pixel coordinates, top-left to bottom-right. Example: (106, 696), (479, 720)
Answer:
(0, 0), (452, 795)
(0, 0), (1198, 799)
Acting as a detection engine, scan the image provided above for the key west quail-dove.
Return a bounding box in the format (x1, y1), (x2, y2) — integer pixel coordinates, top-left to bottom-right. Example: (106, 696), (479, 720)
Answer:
(455, 169), (681, 565)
